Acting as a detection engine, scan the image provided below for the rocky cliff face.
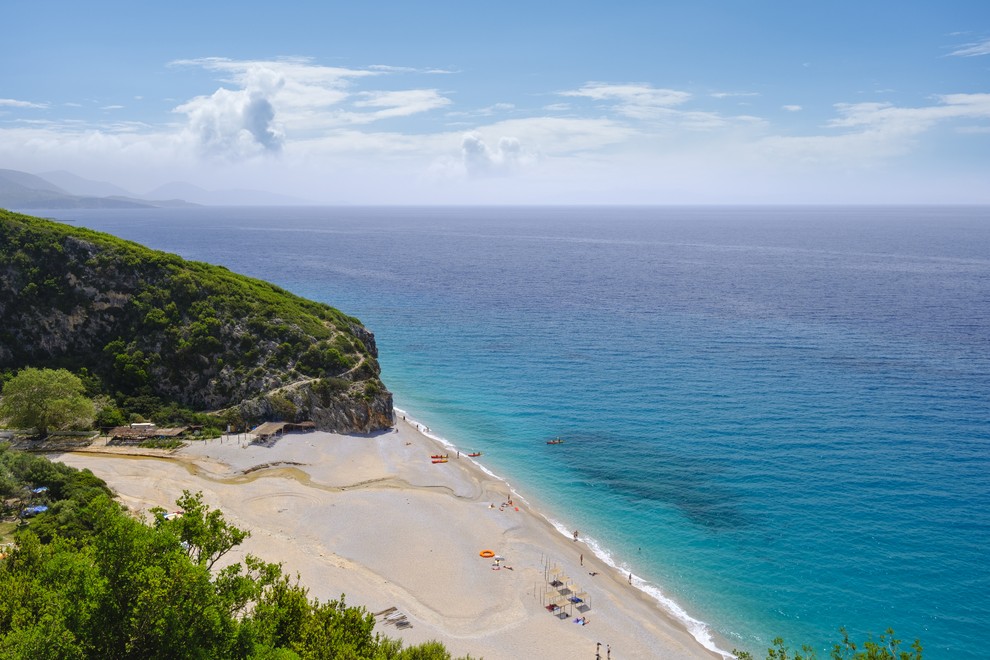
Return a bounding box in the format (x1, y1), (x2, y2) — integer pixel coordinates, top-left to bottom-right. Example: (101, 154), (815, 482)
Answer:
(0, 209), (394, 433)
(236, 379), (393, 434)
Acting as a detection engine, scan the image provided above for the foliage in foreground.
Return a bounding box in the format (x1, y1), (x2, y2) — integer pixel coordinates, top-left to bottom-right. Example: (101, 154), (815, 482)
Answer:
(734, 628), (923, 660)
(0, 444), (471, 659)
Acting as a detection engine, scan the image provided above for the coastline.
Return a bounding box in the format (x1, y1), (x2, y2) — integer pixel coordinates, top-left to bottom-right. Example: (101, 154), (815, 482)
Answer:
(55, 415), (726, 660)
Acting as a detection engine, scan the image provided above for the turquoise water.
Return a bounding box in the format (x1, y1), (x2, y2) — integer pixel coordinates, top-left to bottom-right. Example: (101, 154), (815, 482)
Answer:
(48, 205), (990, 658)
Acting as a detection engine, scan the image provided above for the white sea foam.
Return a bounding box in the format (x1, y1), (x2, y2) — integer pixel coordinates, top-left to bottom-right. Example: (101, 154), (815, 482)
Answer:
(394, 406), (734, 659)
(543, 516), (733, 658)
(395, 406), (505, 481)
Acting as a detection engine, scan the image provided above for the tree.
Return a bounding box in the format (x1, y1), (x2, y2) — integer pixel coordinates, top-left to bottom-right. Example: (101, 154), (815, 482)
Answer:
(151, 490), (249, 570)
(0, 368), (95, 437)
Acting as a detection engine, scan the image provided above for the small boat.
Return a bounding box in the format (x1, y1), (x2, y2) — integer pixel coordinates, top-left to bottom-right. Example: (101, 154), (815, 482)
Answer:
(430, 454), (448, 459)
(431, 458), (448, 464)
(467, 452), (482, 457)
(546, 437), (565, 445)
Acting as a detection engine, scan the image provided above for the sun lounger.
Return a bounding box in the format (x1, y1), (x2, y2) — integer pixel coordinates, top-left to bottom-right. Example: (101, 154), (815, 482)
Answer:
(382, 611), (407, 625)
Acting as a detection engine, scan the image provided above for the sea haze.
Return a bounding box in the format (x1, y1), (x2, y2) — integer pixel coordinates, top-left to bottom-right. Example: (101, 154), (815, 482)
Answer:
(48, 205), (990, 658)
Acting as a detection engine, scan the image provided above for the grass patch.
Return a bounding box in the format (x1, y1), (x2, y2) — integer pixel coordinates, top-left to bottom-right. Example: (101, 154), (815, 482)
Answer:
(137, 438), (184, 450)
(0, 520), (18, 543)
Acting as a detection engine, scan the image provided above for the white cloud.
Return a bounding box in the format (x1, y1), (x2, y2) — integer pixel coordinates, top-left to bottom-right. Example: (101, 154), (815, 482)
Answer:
(1, 53), (987, 204)
(469, 116), (635, 155)
(561, 82), (691, 119)
(758, 93), (990, 166)
(827, 94), (990, 133)
(949, 38), (990, 57)
(368, 64), (457, 74)
(101, 105), (125, 110)
(711, 91), (760, 99)
(559, 82), (759, 131)
(446, 102), (516, 119)
(0, 98), (48, 109)
(167, 57), (456, 156)
(461, 133), (527, 177)
(349, 89), (451, 121)
(175, 86), (284, 158)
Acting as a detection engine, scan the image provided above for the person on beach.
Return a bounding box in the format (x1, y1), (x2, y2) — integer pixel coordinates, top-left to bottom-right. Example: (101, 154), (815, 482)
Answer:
(628, 572), (632, 585)
(573, 530), (579, 542)
(580, 553), (583, 566)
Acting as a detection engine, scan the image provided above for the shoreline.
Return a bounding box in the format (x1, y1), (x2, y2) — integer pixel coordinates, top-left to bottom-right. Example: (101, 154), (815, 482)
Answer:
(395, 407), (735, 658)
(55, 415), (726, 660)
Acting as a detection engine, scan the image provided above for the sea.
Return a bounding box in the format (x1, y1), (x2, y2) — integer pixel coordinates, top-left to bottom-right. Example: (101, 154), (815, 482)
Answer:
(37, 205), (990, 658)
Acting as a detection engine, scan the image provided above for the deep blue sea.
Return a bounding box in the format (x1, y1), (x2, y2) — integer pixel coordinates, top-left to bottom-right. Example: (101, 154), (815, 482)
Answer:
(41, 206), (990, 658)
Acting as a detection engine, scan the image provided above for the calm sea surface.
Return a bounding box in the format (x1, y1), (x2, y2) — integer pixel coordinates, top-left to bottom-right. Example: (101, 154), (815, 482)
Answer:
(43, 206), (990, 658)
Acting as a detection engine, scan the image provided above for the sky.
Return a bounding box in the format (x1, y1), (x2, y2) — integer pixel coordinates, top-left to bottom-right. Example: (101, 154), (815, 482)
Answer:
(2, 1), (989, 204)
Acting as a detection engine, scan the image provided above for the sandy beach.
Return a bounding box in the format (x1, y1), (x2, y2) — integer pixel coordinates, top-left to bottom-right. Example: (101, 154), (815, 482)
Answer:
(55, 417), (723, 660)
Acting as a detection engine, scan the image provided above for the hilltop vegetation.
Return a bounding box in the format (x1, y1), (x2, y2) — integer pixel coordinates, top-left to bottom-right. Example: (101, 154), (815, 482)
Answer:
(0, 209), (392, 432)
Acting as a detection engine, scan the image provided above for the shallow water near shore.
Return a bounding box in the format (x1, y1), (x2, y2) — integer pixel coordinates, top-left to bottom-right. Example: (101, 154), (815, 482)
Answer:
(48, 205), (990, 658)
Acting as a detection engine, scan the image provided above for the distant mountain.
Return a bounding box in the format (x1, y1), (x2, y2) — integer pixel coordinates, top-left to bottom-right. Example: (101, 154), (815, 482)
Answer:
(39, 170), (136, 198)
(143, 181), (313, 206)
(0, 169), (155, 209)
(0, 169), (66, 194)
(0, 168), (312, 209)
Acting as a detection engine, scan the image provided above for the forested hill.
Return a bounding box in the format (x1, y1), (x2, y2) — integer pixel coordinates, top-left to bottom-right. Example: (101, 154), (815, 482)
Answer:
(0, 209), (393, 432)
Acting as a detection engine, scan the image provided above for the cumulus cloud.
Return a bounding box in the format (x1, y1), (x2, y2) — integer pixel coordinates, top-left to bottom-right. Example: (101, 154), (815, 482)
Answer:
(175, 87), (284, 158)
(0, 98), (48, 109)
(169, 57), (455, 156)
(949, 38), (990, 57)
(782, 105), (802, 112)
(461, 133), (526, 177)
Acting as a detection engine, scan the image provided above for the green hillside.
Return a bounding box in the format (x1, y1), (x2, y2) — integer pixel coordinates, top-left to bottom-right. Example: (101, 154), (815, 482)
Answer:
(0, 209), (392, 432)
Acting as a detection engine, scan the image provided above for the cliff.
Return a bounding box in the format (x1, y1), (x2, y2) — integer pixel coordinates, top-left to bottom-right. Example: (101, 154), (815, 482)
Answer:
(0, 209), (393, 433)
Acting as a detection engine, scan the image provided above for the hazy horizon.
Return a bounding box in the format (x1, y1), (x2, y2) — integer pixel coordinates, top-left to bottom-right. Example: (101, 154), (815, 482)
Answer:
(3, 2), (989, 205)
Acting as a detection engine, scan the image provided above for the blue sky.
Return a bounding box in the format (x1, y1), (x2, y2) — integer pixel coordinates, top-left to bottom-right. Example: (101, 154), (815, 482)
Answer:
(2, 1), (989, 204)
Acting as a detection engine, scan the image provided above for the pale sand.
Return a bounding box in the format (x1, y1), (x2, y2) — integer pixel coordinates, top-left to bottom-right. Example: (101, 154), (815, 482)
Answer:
(55, 418), (724, 660)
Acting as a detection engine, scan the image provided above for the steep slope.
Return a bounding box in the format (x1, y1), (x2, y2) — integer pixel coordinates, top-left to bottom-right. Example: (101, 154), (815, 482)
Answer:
(0, 209), (393, 432)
